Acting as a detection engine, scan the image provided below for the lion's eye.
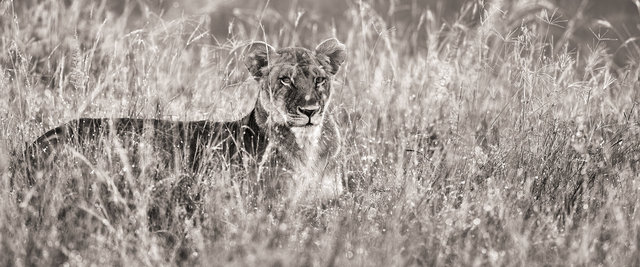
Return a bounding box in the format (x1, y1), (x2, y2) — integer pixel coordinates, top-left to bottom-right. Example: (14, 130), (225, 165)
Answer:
(315, 77), (326, 85)
(279, 77), (291, 86)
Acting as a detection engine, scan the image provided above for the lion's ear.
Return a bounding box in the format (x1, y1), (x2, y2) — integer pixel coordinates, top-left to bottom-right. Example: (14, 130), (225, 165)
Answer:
(244, 42), (275, 80)
(315, 38), (346, 75)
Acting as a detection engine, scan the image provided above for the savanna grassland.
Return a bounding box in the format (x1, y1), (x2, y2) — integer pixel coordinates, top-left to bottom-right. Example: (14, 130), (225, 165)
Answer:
(1, 0), (640, 266)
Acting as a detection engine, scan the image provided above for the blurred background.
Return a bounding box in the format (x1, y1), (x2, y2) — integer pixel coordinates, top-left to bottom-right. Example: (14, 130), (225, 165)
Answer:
(11, 0), (640, 66)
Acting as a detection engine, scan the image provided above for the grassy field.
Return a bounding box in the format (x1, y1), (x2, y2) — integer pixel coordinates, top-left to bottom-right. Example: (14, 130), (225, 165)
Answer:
(1, 0), (640, 266)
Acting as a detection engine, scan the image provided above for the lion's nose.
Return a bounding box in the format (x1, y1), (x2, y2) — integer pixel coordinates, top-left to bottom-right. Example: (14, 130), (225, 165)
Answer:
(297, 105), (320, 118)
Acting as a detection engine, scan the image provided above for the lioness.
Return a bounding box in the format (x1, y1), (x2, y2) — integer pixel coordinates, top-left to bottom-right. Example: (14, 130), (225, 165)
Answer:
(25, 38), (346, 205)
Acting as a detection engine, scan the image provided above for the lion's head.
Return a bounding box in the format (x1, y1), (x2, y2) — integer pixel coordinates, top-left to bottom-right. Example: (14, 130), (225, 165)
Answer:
(244, 38), (346, 128)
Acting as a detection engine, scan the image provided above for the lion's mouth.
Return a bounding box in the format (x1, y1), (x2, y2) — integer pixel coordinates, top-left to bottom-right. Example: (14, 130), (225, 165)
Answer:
(290, 122), (317, 128)
(288, 113), (322, 127)
(288, 119), (320, 128)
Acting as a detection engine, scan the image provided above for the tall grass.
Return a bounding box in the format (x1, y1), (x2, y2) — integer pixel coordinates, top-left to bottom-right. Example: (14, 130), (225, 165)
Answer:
(1, 0), (640, 265)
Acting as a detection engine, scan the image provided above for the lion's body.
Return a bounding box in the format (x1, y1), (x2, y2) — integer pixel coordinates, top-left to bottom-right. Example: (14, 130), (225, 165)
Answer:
(26, 110), (265, 173)
(257, 103), (343, 203)
(25, 38), (347, 205)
